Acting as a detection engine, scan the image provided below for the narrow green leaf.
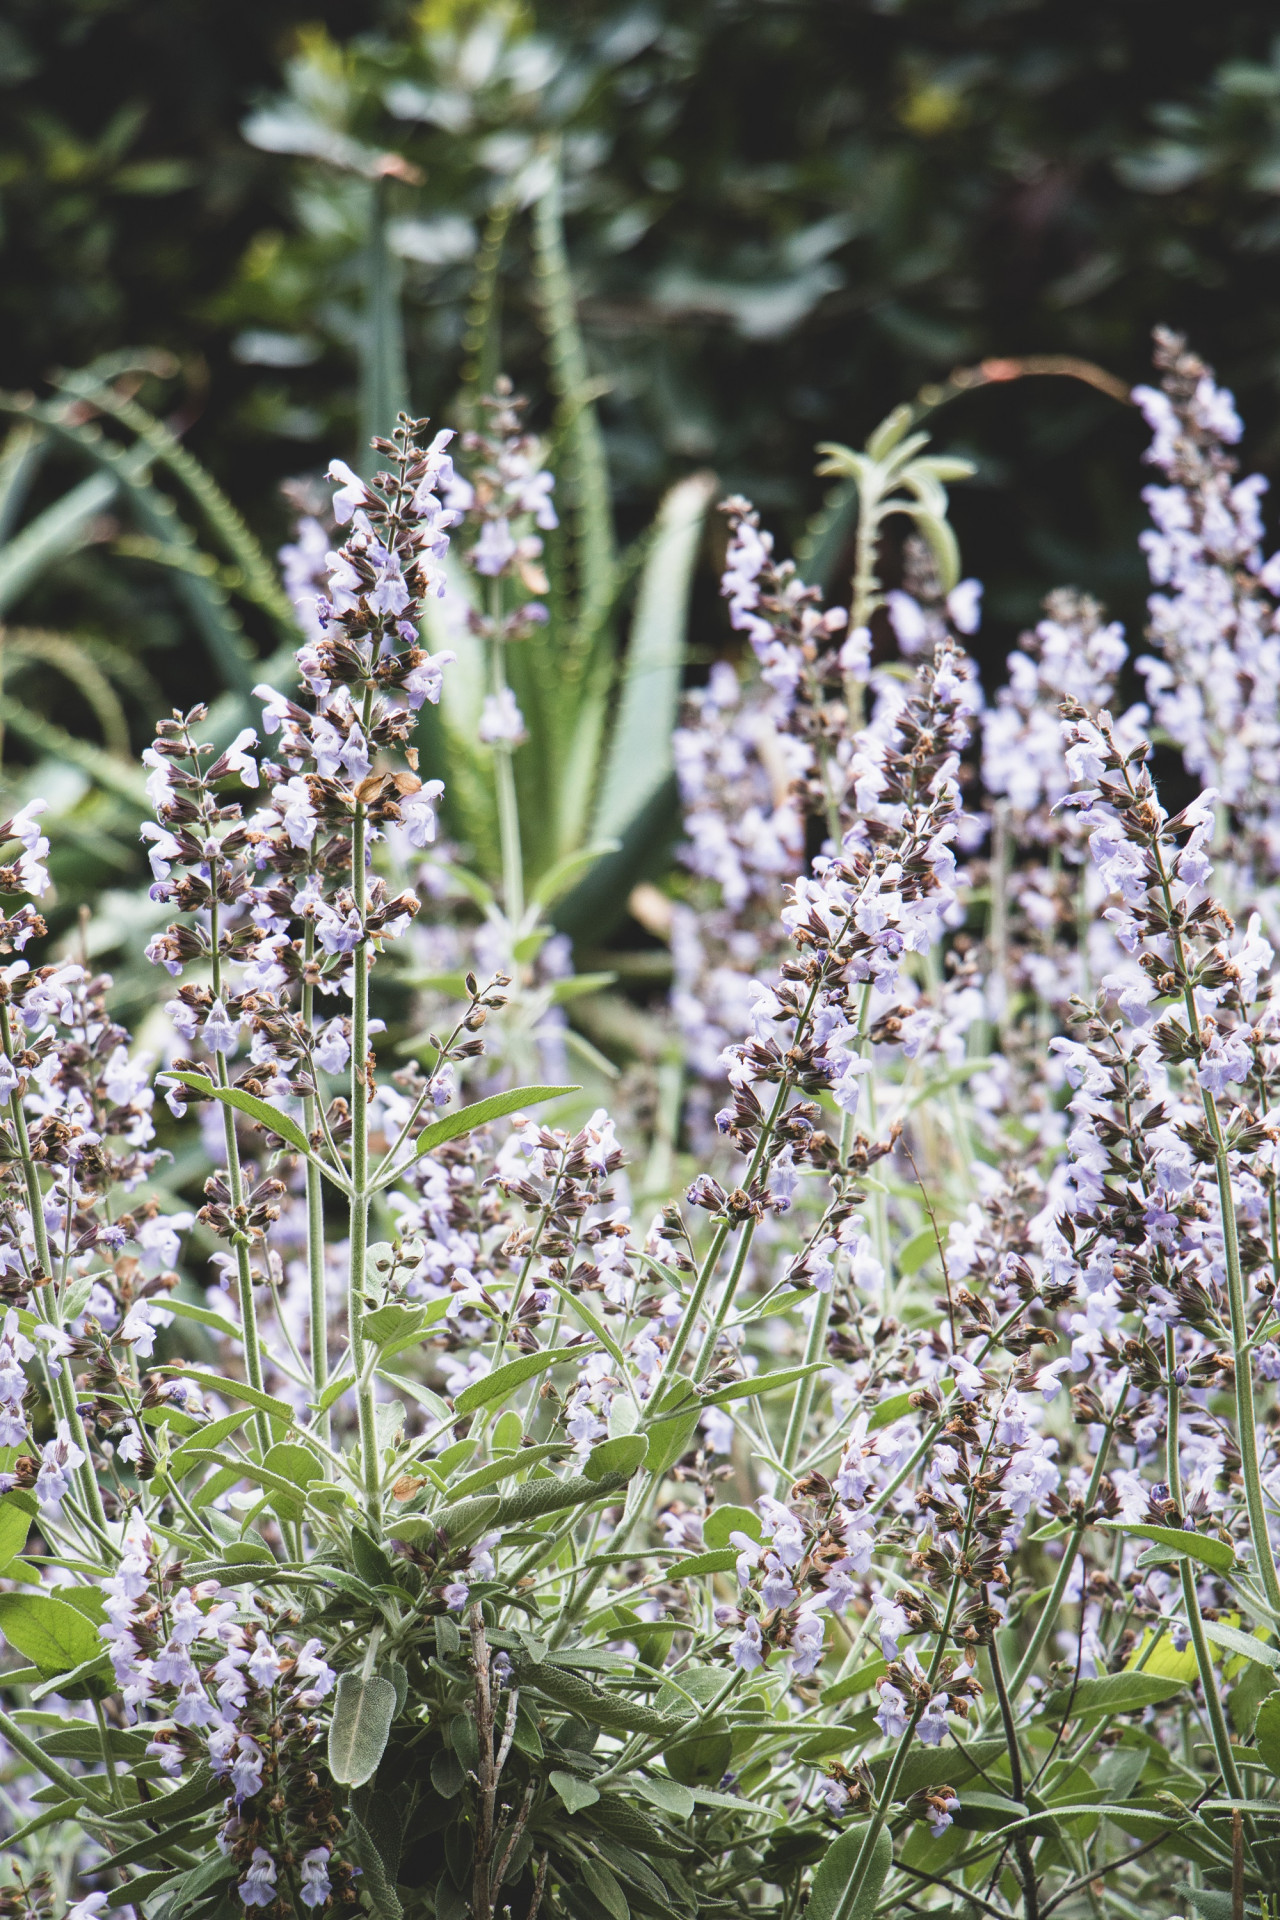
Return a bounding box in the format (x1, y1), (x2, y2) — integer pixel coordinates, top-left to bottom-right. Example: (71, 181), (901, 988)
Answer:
(155, 1368), (291, 1431)
(896, 1225), (940, 1276)
(347, 1808), (404, 1920)
(533, 150), (616, 627)
(405, 1085), (578, 1169)
(0, 472), (118, 614)
(29, 1648), (113, 1701)
(161, 1072), (320, 1165)
(1254, 1691), (1280, 1776)
(0, 692), (149, 805)
(0, 1495), (33, 1572)
(905, 506), (961, 594)
(1200, 1619), (1280, 1671)
(1043, 1671), (1190, 1719)
(532, 842), (622, 908)
(581, 1857), (629, 1920)
(667, 1550), (738, 1579)
(454, 1345), (583, 1416)
(164, 1409), (257, 1479)
(261, 1442), (322, 1520)
(161, 1297), (242, 1343)
(584, 1434), (649, 1481)
(704, 1361), (828, 1407)
(364, 1300), (445, 1348)
(643, 1381), (703, 1478)
(319, 1370), (356, 1413)
(549, 971), (618, 1005)
(527, 1662), (685, 1739)
(446, 1444), (567, 1502)
(864, 405), (914, 464)
(636, 1778), (695, 1818)
(327, 1671), (398, 1787)
(821, 1660), (887, 1706)
(1096, 1521), (1236, 1575)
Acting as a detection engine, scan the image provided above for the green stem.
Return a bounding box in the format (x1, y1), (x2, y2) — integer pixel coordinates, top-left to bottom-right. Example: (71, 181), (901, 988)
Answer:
(0, 1706), (81, 1798)
(844, 1462), (987, 1911)
(94, 1697), (123, 1808)
(302, 920), (329, 1457)
(0, 1000), (106, 1530)
(1140, 799), (1280, 1616)
(349, 684), (381, 1528)
(1008, 1374), (1128, 1694)
(1166, 1325), (1244, 1801)
(779, 1290), (832, 1476)
(208, 891), (268, 1457)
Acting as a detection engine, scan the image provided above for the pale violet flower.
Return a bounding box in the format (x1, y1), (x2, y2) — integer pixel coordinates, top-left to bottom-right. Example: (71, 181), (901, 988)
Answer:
(478, 688), (527, 746)
(239, 1848), (278, 1909)
(732, 1616), (765, 1671)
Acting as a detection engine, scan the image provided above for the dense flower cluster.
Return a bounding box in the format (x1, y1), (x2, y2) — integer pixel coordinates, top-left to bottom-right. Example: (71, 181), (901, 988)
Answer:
(10, 339), (1280, 1920)
(100, 1510), (347, 1907)
(1134, 328), (1280, 881)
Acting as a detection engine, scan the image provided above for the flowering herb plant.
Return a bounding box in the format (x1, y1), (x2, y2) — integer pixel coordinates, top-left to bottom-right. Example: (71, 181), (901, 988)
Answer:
(4, 331), (1280, 1920)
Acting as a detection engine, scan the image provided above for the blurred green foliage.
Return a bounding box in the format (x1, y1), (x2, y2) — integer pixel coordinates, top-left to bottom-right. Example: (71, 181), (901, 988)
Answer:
(6, 0), (1280, 695)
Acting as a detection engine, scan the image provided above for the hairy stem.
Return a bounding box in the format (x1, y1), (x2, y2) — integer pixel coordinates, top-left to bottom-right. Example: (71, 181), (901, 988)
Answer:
(302, 920), (329, 1456)
(0, 999), (106, 1529)
(349, 684), (380, 1527)
(1009, 1374), (1128, 1694)
(1166, 1325), (1244, 1801)
(208, 890), (269, 1456)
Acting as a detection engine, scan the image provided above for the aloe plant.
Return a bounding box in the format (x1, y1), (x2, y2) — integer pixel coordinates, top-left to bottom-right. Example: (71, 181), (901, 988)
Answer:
(400, 156), (716, 941)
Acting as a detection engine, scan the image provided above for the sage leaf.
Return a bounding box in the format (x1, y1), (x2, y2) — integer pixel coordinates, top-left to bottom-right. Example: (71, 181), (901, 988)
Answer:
(327, 1671), (397, 1787)
(453, 1345), (582, 1416)
(407, 1085), (578, 1166)
(549, 1770), (600, 1815)
(0, 1590), (106, 1676)
(808, 1821), (892, 1920)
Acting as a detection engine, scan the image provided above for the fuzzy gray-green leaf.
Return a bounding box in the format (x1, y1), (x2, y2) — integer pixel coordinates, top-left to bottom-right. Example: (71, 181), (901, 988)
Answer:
(327, 1671), (398, 1787)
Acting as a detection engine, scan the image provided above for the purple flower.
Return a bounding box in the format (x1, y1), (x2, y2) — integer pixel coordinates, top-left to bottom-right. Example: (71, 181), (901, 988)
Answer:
(314, 1019), (351, 1075)
(294, 1637), (336, 1704)
(230, 1734), (265, 1800)
(36, 1420), (86, 1511)
(400, 779), (445, 849)
(247, 1630), (283, 1689)
(788, 1612), (825, 1678)
(731, 1617), (765, 1671)
(327, 459), (371, 524)
(917, 1694), (950, 1747)
(874, 1682), (909, 1740)
(404, 651), (455, 709)
(874, 1594), (909, 1661)
(300, 1849), (332, 1909)
(473, 517), (517, 576)
(239, 1847), (277, 1908)
(203, 999), (239, 1056)
(478, 689), (527, 746)
(760, 1558), (799, 1611)
(928, 1789), (960, 1837)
